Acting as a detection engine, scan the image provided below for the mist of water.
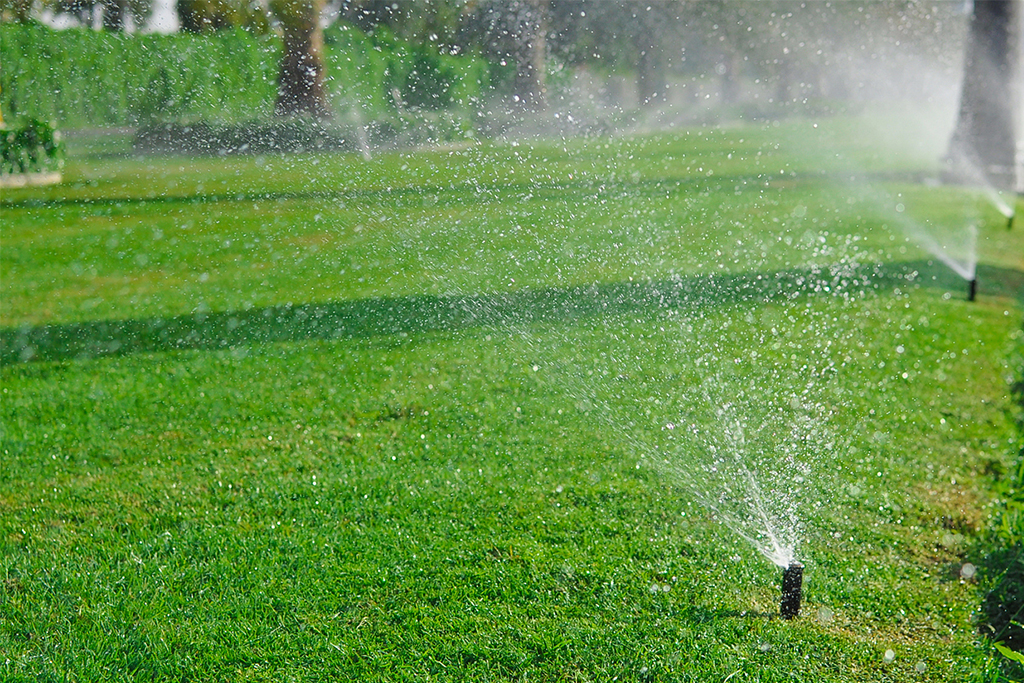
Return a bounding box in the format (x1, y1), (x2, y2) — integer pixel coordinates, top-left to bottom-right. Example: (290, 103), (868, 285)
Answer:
(949, 152), (1017, 219)
(984, 186), (1015, 219)
(897, 213), (978, 281)
(650, 372), (832, 568)
(545, 374), (809, 568)
(504, 275), (857, 570)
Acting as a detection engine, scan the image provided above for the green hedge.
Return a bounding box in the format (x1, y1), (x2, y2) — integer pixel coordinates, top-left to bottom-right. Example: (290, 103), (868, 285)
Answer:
(323, 24), (491, 115)
(0, 22), (491, 130)
(1, 23), (279, 127)
(1, 118), (64, 175)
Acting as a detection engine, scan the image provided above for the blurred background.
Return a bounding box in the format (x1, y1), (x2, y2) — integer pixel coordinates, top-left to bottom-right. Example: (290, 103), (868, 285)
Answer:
(3, 1), (1012, 159)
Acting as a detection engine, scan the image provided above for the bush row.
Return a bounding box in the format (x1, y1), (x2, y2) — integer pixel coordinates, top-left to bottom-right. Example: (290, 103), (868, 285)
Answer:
(1, 118), (64, 175)
(1, 23), (278, 127)
(0, 22), (493, 130)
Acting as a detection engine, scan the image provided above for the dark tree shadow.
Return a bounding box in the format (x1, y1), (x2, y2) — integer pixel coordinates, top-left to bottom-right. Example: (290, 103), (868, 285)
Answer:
(2, 259), (1020, 366)
(981, 546), (1024, 648)
(0, 169), (962, 213)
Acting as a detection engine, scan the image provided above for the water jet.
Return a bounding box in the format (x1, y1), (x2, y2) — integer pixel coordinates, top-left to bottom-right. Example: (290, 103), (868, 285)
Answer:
(780, 562), (804, 619)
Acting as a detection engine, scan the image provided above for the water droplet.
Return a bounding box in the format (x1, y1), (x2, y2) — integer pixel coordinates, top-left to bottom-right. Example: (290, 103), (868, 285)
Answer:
(883, 649), (895, 663)
(960, 563), (976, 580)
(915, 661), (926, 673)
(816, 607), (834, 624)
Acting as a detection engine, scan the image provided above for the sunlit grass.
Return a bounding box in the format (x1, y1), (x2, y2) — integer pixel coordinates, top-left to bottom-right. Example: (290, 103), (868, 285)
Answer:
(2, 118), (1022, 681)
(3, 123), (1006, 328)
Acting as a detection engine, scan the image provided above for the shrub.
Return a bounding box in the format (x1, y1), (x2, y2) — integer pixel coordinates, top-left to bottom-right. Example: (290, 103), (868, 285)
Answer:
(0, 118), (64, 175)
(1, 22), (492, 130)
(0, 23), (278, 128)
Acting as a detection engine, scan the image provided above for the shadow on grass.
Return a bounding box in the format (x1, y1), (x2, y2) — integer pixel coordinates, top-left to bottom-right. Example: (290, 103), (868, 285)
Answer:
(2, 259), (1020, 367)
(0, 175), (764, 211)
(982, 546), (1024, 648)
(0, 170), (931, 212)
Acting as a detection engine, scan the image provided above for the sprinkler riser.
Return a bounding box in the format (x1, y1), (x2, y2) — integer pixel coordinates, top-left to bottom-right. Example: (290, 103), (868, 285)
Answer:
(968, 278), (977, 302)
(1009, 213), (1015, 230)
(781, 562), (803, 620)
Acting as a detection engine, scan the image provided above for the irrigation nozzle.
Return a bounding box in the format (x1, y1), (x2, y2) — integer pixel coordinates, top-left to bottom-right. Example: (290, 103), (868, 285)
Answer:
(780, 562), (803, 620)
(1009, 213), (1016, 230)
(968, 278), (978, 302)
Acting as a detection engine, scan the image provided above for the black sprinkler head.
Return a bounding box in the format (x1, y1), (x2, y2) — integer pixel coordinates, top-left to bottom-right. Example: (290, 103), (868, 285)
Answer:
(781, 562), (803, 620)
(1009, 213), (1015, 230)
(968, 278), (978, 302)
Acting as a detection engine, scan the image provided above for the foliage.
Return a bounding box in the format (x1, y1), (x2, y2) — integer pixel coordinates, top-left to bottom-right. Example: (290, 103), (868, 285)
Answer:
(391, 44), (458, 110)
(0, 22), (491, 129)
(997, 641), (1024, 665)
(176, 0), (270, 34)
(322, 22), (490, 117)
(0, 22), (280, 127)
(4, 0), (153, 30)
(0, 118), (64, 175)
(57, 0), (154, 31)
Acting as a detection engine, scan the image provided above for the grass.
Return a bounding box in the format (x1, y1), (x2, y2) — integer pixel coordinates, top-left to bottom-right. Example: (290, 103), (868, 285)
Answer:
(2, 116), (1023, 681)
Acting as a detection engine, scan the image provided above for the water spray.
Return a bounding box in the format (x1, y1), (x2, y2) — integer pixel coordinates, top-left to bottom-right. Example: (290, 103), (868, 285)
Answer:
(968, 277), (978, 302)
(780, 562), (803, 619)
(1006, 192), (1020, 230)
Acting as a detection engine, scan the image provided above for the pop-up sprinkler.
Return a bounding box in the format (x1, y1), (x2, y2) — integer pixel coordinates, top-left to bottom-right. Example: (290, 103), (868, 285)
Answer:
(968, 278), (978, 302)
(780, 562), (803, 619)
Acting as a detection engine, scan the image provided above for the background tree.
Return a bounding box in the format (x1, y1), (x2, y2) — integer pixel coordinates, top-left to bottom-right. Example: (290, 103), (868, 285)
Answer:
(463, 0), (549, 110)
(0, 0), (34, 23)
(547, 0), (686, 108)
(335, 0), (461, 45)
(269, 0), (330, 117)
(11, 0), (154, 30)
(175, 0), (325, 116)
(176, 0), (269, 34)
(947, 0), (1020, 190)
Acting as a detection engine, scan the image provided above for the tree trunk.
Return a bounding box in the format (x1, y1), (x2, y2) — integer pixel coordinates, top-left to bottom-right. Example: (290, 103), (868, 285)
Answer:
(511, 0), (548, 110)
(947, 0), (1020, 190)
(102, 0), (126, 31)
(271, 0), (331, 118)
(635, 29), (665, 107)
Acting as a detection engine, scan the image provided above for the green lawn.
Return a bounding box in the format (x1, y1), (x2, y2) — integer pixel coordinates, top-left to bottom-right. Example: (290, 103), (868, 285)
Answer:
(2, 117), (1023, 681)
